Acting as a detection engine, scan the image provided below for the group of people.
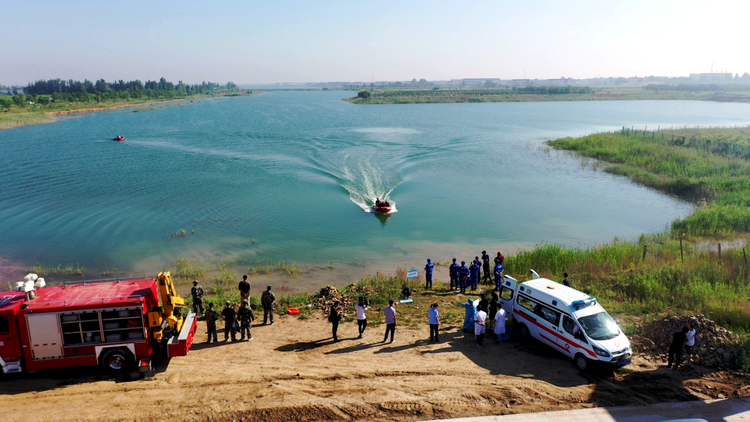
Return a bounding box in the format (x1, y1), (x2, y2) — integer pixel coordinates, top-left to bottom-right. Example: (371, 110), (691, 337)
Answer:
(328, 296), (398, 343)
(191, 278), (277, 343)
(667, 323), (697, 370)
(460, 291), (507, 347)
(374, 198), (391, 208)
(425, 250), (505, 293)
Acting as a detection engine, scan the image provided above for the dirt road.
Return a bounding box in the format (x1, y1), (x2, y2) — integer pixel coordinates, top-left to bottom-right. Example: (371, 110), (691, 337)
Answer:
(1, 314), (747, 422)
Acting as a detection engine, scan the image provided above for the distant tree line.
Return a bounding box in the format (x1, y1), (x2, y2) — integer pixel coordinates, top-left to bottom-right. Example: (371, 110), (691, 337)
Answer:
(0, 78), (240, 111)
(371, 86), (593, 98)
(512, 86), (592, 95)
(24, 77), (239, 96)
(645, 83), (750, 92)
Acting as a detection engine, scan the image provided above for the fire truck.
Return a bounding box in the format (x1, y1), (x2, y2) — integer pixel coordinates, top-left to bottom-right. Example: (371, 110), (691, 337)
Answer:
(0, 271), (197, 375)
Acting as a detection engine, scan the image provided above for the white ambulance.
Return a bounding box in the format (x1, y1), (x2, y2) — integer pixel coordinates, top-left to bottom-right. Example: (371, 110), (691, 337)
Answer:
(498, 270), (632, 371)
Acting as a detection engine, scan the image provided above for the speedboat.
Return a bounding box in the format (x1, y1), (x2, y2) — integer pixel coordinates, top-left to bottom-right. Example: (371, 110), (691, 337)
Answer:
(113, 136), (125, 141)
(372, 199), (392, 213)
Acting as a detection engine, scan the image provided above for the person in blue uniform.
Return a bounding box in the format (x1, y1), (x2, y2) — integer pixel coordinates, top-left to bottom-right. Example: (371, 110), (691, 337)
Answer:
(457, 261), (469, 294)
(469, 259), (480, 291)
(449, 258), (459, 290)
(424, 258), (434, 289)
(494, 261), (505, 291)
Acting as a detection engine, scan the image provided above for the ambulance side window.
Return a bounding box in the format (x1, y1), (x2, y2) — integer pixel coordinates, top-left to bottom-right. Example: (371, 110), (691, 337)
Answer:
(516, 295), (537, 313)
(499, 287), (513, 301)
(540, 306), (560, 326)
(0, 317), (8, 334)
(563, 316), (587, 343)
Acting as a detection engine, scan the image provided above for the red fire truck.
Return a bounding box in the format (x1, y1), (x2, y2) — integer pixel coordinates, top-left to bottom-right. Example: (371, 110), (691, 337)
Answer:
(0, 272), (197, 375)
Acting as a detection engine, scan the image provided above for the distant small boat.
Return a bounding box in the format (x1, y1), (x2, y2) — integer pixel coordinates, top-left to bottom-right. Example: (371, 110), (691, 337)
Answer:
(112, 135), (125, 141)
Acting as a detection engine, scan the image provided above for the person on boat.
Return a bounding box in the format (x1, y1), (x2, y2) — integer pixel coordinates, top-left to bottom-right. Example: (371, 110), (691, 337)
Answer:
(375, 198), (382, 207)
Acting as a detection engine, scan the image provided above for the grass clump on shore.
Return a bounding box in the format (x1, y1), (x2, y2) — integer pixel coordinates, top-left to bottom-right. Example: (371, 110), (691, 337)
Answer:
(549, 126), (750, 235)
(247, 260), (304, 277)
(0, 112), (55, 129)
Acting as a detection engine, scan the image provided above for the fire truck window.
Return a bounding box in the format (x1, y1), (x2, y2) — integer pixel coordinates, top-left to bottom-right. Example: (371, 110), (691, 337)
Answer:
(0, 317), (8, 334)
(499, 287), (513, 301)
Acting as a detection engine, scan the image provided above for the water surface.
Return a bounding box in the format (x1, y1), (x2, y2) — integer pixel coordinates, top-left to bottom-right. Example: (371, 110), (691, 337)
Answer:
(1, 92), (749, 277)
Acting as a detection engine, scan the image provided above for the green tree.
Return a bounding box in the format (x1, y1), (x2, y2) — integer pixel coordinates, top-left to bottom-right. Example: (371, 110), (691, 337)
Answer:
(484, 79), (497, 88)
(357, 90), (372, 99)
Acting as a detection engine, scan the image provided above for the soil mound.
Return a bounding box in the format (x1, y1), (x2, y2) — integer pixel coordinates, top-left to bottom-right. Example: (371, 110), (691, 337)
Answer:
(316, 285), (352, 314)
(636, 314), (741, 369)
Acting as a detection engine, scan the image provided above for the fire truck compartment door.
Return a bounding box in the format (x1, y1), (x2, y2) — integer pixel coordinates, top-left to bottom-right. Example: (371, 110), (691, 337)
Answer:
(26, 314), (64, 360)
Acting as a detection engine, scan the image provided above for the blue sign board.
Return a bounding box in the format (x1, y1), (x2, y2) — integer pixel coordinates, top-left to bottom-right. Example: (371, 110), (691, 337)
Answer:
(407, 269), (418, 279)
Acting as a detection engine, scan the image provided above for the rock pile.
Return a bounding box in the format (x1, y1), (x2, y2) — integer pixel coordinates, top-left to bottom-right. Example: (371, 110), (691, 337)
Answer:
(316, 285), (352, 314)
(637, 314), (741, 369)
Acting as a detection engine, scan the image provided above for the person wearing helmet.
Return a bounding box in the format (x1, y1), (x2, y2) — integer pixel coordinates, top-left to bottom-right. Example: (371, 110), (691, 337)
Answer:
(190, 280), (205, 317)
(424, 258), (434, 289)
(457, 261), (470, 294)
(237, 299), (255, 341)
(449, 258), (459, 291)
(221, 300), (237, 342)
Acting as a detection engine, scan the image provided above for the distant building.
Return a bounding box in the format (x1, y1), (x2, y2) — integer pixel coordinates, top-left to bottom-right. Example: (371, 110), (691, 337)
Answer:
(689, 73), (733, 83)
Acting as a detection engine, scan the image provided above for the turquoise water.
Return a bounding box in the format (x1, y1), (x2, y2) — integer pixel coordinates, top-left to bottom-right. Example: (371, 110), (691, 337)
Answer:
(1, 92), (749, 274)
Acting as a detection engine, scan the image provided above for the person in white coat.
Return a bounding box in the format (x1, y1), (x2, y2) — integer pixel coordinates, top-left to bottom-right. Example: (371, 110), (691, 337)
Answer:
(474, 307), (487, 347)
(493, 308), (506, 344)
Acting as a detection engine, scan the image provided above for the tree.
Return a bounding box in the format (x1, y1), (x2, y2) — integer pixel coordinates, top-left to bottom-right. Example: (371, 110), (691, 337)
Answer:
(419, 78), (427, 84)
(411, 78), (417, 85)
(484, 79), (497, 88)
(357, 90), (371, 99)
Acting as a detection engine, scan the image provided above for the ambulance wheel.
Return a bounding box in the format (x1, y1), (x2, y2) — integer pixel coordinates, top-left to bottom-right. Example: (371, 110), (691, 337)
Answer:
(518, 323), (530, 341)
(575, 354), (590, 371)
(100, 348), (135, 374)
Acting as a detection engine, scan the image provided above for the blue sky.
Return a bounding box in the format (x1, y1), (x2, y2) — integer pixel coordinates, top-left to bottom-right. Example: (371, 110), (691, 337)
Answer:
(2, 0), (748, 85)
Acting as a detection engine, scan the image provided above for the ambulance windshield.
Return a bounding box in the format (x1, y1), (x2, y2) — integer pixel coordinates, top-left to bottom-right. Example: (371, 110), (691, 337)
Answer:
(578, 312), (619, 341)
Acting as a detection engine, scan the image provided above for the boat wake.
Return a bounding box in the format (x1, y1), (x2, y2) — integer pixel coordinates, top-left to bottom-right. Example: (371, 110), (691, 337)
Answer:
(339, 156), (400, 213)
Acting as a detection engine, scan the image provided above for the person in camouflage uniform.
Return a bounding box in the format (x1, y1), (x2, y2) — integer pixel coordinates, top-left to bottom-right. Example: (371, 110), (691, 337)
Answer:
(221, 300), (237, 342)
(204, 302), (218, 343)
(261, 285), (276, 325)
(191, 280), (205, 316)
(237, 299), (255, 341)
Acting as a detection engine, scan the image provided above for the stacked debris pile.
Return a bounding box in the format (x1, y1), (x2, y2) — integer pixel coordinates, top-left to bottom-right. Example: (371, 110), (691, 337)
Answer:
(635, 314), (741, 369)
(316, 285), (352, 315)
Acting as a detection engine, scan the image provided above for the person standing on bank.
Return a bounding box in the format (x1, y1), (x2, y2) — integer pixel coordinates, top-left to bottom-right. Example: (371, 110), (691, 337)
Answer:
(481, 250), (491, 284)
(562, 273), (571, 287)
(667, 326), (689, 370)
(449, 258), (459, 290)
(684, 323), (696, 366)
(461, 298), (477, 334)
(237, 300), (254, 341)
(458, 261), (469, 294)
(329, 301), (343, 342)
(469, 259), (481, 291)
(221, 300), (237, 342)
(261, 285), (276, 325)
(428, 303), (440, 343)
(475, 305), (488, 347)
(494, 306), (506, 344)
(191, 280), (205, 316)
(204, 302), (218, 343)
(238, 275), (251, 300)
(355, 296), (369, 338)
(494, 260), (505, 291)
(384, 300), (397, 343)
(424, 258), (434, 289)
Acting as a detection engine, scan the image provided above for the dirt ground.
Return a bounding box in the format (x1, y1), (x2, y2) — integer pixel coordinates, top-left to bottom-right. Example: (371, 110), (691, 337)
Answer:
(2, 311), (749, 422)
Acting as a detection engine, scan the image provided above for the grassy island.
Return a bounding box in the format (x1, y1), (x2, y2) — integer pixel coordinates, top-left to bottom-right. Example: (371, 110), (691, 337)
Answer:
(346, 86), (750, 105)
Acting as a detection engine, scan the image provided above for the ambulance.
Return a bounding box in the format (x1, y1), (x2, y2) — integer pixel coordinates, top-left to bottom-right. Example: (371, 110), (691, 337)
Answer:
(498, 270), (632, 370)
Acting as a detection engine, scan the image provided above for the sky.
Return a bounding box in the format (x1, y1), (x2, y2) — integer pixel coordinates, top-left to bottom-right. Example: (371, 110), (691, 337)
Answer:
(2, 0), (749, 85)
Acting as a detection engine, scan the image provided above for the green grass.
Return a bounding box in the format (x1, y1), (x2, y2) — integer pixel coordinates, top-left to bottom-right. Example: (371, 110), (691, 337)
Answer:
(246, 260), (304, 277)
(0, 112), (55, 129)
(345, 87), (716, 105)
(26, 263), (86, 278)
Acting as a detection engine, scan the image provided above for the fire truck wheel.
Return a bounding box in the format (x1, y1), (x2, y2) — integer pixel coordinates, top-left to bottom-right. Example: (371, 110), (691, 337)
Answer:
(100, 348), (135, 374)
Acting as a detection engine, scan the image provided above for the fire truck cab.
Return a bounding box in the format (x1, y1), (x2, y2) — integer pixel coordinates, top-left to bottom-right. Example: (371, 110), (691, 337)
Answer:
(0, 273), (196, 375)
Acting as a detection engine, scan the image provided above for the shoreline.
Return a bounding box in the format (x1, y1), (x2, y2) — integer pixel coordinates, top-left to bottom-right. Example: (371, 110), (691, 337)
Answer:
(44, 98), (188, 117)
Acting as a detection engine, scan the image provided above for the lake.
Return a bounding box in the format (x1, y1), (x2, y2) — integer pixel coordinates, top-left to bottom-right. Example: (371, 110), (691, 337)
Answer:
(1, 92), (749, 281)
